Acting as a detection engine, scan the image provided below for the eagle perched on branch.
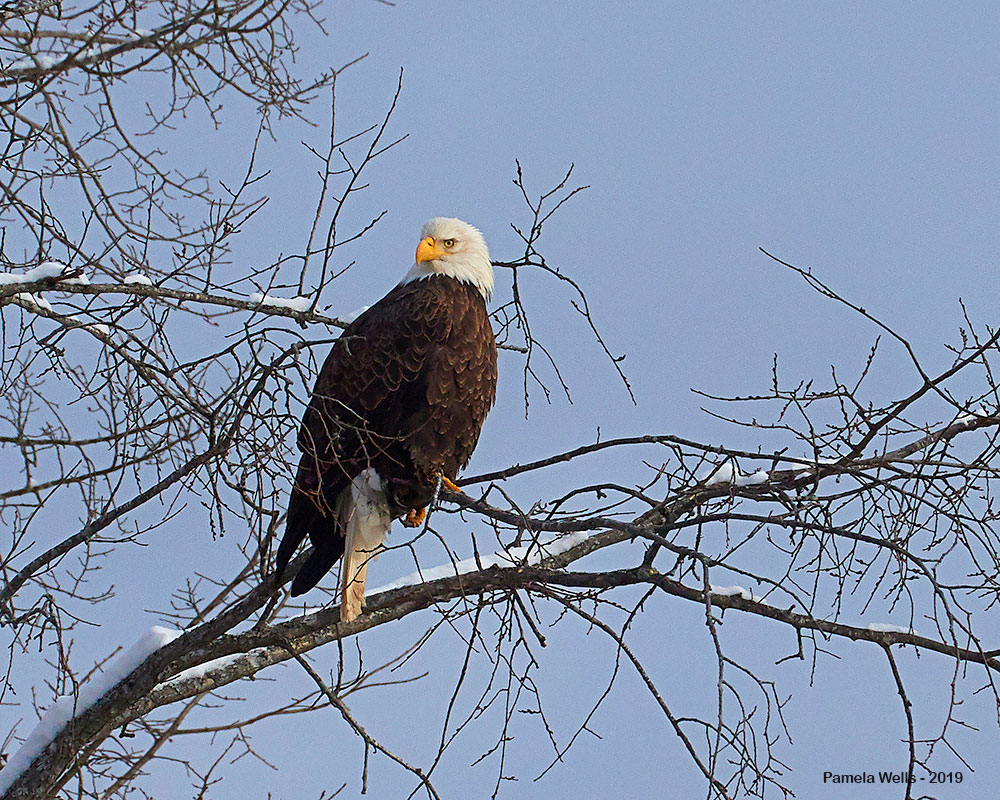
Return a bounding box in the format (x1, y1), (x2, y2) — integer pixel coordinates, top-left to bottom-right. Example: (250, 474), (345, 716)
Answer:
(274, 218), (498, 622)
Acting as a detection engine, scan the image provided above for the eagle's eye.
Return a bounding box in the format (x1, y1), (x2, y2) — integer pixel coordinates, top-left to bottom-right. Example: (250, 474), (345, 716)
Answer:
(442, 238), (456, 248)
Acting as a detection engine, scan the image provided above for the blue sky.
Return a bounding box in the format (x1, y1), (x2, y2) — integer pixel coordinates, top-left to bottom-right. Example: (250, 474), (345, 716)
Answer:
(196, 3), (999, 796)
(5, 2), (1000, 798)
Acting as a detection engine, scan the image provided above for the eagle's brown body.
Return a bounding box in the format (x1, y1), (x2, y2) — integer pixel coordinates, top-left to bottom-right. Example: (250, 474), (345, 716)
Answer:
(274, 273), (497, 605)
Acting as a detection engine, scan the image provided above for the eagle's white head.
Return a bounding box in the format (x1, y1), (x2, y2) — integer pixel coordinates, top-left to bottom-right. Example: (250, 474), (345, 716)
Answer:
(402, 217), (494, 300)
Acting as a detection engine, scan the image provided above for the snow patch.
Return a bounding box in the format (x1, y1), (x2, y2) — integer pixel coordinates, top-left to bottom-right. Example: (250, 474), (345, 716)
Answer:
(0, 261), (71, 286)
(34, 261), (69, 278)
(165, 653), (242, 685)
(701, 460), (769, 487)
(250, 292), (312, 312)
(0, 261), (86, 289)
(163, 647), (276, 686)
(702, 460), (736, 486)
(734, 469), (768, 487)
(866, 622), (911, 634)
(337, 305), (369, 324)
(367, 531), (591, 596)
(14, 293), (52, 312)
(7, 53), (58, 70)
(709, 585), (753, 600)
(957, 406), (986, 424)
(0, 626), (181, 795)
(123, 274), (153, 286)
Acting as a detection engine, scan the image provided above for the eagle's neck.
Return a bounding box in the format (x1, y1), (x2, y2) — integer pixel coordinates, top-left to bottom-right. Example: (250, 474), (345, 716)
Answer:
(400, 256), (493, 301)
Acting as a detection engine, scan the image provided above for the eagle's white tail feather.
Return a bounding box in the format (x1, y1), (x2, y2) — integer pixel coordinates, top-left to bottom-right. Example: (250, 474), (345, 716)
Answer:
(338, 468), (392, 623)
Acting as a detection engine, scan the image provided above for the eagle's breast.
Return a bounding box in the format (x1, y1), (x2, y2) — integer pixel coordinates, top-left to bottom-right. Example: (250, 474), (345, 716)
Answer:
(395, 276), (498, 494)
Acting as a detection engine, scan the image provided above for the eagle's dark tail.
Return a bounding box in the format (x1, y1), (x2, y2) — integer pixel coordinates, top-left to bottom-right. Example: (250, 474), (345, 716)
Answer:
(273, 472), (346, 596)
(290, 538), (345, 596)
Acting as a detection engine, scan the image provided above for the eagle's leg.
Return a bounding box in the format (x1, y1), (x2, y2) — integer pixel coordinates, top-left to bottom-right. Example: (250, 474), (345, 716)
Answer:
(402, 507), (426, 528)
(396, 476), (460, 529)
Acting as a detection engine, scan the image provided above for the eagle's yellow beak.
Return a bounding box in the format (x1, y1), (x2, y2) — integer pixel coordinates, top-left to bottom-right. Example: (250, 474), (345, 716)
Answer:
(416, 236), (445, 263)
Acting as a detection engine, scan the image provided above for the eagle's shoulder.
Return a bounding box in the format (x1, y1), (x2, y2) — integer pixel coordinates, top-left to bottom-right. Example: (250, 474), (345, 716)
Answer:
(342, 277), (457, 334)
(306, 277), (474, 418)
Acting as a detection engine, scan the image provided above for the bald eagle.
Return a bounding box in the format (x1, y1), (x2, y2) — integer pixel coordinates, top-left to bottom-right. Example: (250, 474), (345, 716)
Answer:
(273, 218), (498, 622)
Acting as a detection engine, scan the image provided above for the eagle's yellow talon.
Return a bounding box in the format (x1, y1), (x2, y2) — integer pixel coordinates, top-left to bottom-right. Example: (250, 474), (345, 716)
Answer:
(441, 476), (462, 493)
(403, 507), (427, 528)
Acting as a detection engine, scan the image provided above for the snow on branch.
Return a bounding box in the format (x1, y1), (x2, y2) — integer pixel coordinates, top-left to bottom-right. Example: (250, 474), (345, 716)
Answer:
(700, 458), (769, 487)
(866, 622), (913, 634)
(249, 292), (313, 313)
(0, 261), (84, 286)
(367, 531), (592, 596)
(708, 585), (754, 600)
(0, 627), (181, 795)
(337, 305), (369, 324)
